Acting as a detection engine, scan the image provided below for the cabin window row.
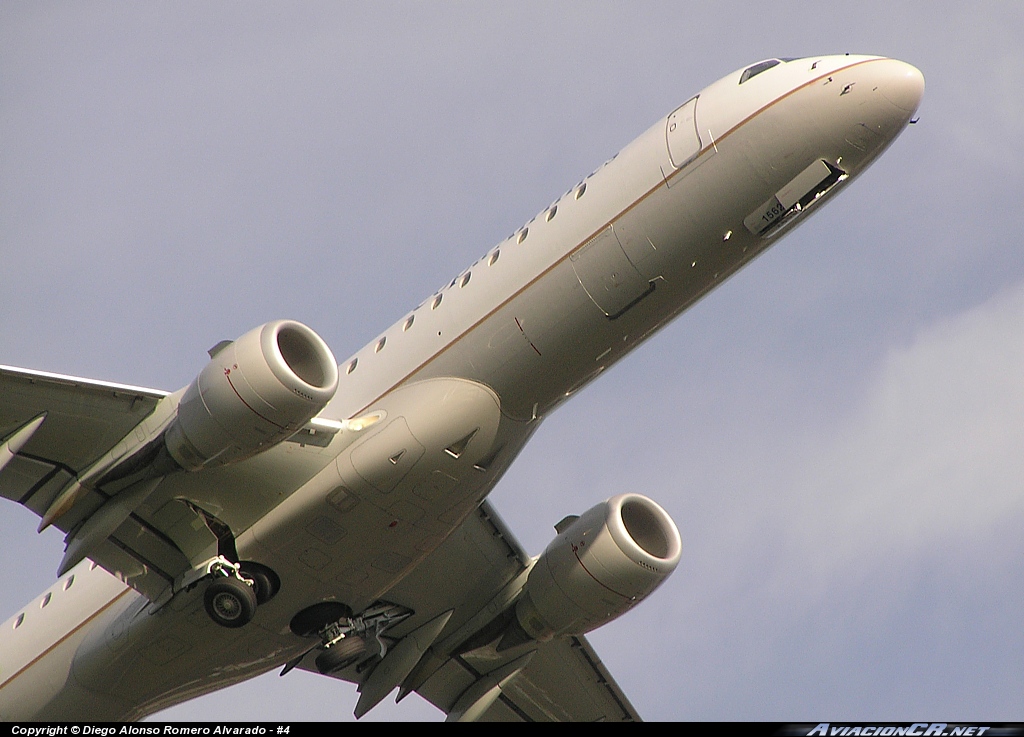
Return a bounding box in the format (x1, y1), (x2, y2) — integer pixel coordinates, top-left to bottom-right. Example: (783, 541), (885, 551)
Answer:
(12, 572), (79, 630)
(343, 175), (592, 375)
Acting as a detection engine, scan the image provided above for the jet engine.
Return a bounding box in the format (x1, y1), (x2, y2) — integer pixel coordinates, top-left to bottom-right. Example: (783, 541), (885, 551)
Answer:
(165, 320), (339, 470)
(514, 494), (681, 641)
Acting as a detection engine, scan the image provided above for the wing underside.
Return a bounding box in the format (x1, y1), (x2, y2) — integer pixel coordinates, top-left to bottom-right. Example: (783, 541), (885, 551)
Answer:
(298, 501), (641, 721)
(0, 365), (184, 599)
(2, 365), (642, 720)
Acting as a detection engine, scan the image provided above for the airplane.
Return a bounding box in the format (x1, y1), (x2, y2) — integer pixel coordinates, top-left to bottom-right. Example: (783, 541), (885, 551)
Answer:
(0, 55), (923, 721)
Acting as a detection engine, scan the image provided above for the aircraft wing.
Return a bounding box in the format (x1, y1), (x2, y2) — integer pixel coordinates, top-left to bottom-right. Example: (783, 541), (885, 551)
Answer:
(467, 634), (640, 722)
(297, 500), (642, 722)
(2, 365), (642, 719)
(0, 364), (182, 599)
(0, 364), (169, 472)
(1, 359), (349, 603)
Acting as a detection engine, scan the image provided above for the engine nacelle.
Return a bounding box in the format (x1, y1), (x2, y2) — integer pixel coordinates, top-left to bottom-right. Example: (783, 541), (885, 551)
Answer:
(515, 494), (681, 641)
(165, 320), (339, 470)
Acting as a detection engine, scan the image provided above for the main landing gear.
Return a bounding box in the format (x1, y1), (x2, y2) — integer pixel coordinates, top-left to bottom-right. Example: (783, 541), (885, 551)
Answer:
(205, 576), (257, 628)
(202, 558), (280, 628)
(279, 601), (411, 677)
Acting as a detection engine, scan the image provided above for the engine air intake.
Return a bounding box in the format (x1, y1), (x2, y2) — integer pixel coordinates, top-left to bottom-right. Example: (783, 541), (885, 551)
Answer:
(514, 493), (681, 641)
(165, 320), (339, 470)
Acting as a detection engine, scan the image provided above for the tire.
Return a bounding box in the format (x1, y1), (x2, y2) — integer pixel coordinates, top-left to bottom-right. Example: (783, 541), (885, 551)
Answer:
(239, 563), (280, 605)
(205, 577), (258, 628)
(247, 570), (275, 605)
(315, 637), (367, 674)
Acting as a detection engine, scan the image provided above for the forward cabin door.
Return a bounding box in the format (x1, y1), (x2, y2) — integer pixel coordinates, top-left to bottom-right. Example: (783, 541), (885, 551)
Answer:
(666, 97), (702, 168)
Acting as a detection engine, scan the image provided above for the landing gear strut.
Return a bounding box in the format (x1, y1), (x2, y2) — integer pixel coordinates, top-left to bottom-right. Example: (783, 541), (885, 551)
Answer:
(199, 557), (279, 628)
(240, 561), (280, 605)
(280, 601), (412, 676)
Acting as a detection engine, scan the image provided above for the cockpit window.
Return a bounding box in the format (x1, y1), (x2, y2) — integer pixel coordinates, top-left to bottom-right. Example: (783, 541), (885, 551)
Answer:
(739, 59), (781, 84)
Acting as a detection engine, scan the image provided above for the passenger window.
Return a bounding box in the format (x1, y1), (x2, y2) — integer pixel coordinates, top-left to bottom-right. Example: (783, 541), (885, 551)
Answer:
(460, 272), (471, 287)
(346, 358), (358, 374)
(489, 250), (500, 266)
(403, 315), (414, 331)
(575, 183), (586, 199)
(432, 294), (443, 310)
(41, 593), (51, 608)
(517, 228), (529, 244)
(375, 337), (386, 353)
(546, 206), (557, 221)
(14, 613), (24, 629)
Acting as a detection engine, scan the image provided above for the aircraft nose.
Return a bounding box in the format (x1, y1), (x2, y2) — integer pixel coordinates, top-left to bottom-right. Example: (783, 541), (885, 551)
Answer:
(878, 59), (925, 114)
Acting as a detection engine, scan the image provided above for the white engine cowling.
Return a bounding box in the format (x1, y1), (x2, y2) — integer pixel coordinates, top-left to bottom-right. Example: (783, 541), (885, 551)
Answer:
(165, 320), (339, 470)
(515, 494), (681, 641)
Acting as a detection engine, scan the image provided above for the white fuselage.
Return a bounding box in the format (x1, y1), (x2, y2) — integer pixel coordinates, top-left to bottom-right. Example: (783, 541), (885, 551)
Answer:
(0, 55), (923, 720)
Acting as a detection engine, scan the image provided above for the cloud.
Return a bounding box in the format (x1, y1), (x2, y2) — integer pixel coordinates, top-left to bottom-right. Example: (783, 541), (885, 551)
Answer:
(643, 281), (1024, 718)
(783, 281), (1024, 588)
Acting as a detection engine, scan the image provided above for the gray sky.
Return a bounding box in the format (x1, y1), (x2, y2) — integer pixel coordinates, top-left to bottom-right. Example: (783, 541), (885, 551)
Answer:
(2, 1), (1023, 722)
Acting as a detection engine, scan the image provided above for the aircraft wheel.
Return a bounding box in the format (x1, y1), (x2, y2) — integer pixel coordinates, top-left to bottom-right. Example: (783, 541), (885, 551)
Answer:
(239, 563), (280, 605)
(247, 570), (275, 605)
(315, 637), (366, 674)
(205, 577), (257, 628)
